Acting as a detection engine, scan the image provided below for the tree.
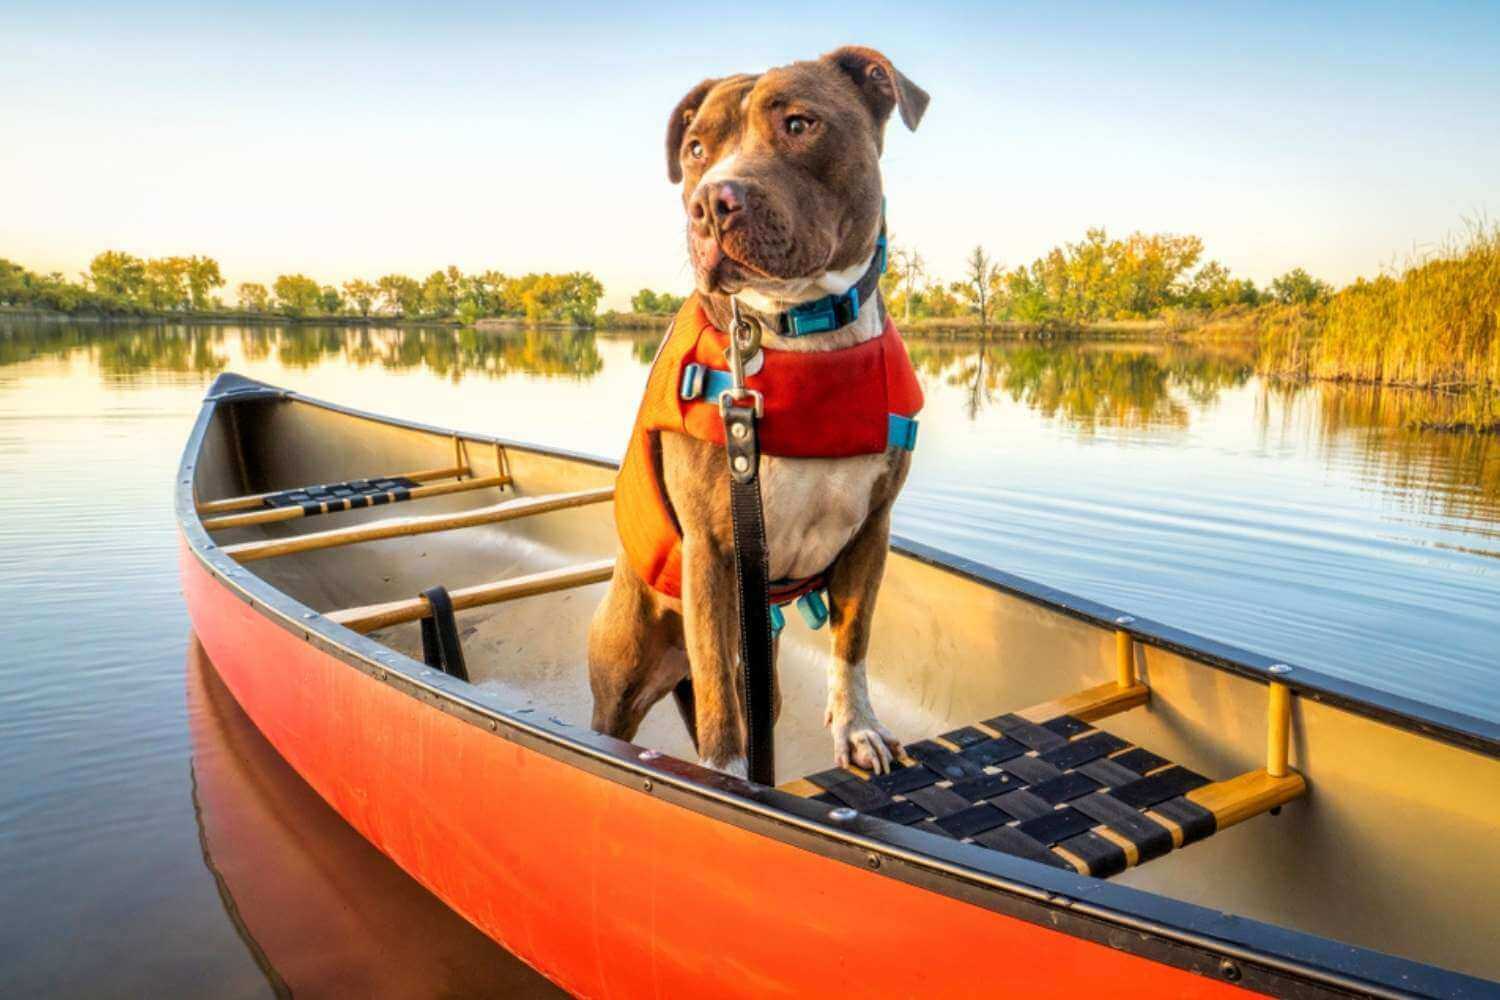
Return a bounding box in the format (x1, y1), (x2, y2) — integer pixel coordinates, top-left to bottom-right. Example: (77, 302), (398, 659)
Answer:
(342, 279), (377, 317)
(955, 245), (1002, 332)
(237, 282), (269, 312)
(377, 274), (422, 317)
(88, 251), (146, 303)
(273, 273), (322, 317)
(887, 245), (927, 322)
(1270, 268), (1332, 305)
(185, 256), (224, 310)
(421, 268), (458, 317)
(319, 285), (343, 315)
(631, 289), (685, 314)
(142, 257), (190, 311)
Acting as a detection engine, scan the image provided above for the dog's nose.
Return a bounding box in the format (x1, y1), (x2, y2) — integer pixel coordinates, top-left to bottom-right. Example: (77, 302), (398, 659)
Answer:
(690, 180), (746, 230)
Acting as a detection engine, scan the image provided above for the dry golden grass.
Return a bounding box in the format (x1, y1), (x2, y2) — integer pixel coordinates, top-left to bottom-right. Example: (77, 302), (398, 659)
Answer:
(1259, 223), (1499, 391)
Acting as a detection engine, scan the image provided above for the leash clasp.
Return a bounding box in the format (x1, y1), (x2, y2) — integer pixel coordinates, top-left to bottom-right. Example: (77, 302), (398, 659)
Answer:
(721, 298), (764, 417)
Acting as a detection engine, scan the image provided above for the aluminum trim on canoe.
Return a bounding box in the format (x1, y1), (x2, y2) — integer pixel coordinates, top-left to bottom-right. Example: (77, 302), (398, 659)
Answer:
(176, 372), (1495, 999)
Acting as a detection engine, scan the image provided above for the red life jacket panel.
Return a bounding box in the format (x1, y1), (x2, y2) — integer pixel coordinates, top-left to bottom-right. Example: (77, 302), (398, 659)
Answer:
(615, 296), (923, 599)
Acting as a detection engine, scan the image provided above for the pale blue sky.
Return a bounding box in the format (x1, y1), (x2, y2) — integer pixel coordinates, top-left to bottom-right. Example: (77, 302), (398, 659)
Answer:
(3, 2), (1497, 308)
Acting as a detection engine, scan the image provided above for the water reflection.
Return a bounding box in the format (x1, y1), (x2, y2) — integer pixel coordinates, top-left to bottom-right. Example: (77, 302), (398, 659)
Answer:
(1264, 381), (1500, 528)
(0, 320), (604, 381)
(187, 639), (562, 997)
(0, 322), (1493, 518)
(905, 340), (1256, 428)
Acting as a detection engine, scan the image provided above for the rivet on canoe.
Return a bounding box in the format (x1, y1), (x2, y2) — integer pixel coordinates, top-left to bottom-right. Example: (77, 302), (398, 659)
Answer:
(1114, 614), (1136, 626)
(643, 779), (654, 792)
(1218, 958), (1242, 982)
(828, 807), (858, 823)
(302, 611), (317, 619)
(639, 749), (662, 761)
(1268, 663), (1293, 676)
(487, 720), (497, 731)
(866, 853), (881, 869)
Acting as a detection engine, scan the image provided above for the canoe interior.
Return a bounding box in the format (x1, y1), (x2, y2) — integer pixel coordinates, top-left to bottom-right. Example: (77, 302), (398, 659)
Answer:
(192, 391), (1500, 984)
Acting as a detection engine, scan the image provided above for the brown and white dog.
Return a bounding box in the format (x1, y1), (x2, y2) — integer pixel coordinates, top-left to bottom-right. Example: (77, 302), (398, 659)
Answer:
(588, 46), (929, 778)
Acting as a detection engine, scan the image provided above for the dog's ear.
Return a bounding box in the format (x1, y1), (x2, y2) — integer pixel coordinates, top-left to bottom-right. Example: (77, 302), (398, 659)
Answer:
(666, 78), (719, 184)
(822, 46), (929, 134)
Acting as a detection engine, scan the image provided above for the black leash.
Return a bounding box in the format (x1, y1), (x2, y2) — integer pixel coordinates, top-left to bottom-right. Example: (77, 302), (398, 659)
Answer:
(721, 300), (776, 785)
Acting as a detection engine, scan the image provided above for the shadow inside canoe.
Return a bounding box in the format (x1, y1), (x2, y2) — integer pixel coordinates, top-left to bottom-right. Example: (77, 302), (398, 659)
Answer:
(186, 636), (566, 999)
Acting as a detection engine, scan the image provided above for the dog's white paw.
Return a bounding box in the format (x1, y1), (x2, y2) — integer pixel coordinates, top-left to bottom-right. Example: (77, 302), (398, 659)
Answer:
(824, 698), (901, 775)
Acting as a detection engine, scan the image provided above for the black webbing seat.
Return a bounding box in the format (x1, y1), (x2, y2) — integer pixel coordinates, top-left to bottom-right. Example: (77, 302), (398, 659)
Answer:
(784, 707), (1305, 879)
(264, 476), (420, 515)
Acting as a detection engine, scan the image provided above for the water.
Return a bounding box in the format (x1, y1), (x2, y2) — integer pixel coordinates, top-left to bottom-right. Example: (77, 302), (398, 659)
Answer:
(0, 320), (1495, 994)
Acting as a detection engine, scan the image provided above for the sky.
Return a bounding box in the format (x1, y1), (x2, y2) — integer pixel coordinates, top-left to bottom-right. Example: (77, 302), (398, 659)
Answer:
(3, 1), (1498, 309)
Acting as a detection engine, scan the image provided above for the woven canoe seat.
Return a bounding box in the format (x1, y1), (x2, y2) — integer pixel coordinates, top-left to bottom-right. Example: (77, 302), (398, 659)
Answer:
(263, 475), (419, 515)
(783, 692), (1305, 879)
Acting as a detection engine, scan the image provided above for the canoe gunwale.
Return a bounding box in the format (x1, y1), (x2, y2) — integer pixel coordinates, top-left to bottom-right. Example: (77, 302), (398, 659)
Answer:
(176, 372), (1493, 999)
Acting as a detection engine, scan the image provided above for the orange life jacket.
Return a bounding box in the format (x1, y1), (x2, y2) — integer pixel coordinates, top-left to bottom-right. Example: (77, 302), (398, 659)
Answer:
(615, 295), (924, 599)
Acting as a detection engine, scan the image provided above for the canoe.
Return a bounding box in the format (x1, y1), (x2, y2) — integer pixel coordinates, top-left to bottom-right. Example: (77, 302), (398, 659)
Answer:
(178, 372), (1500, 998)
(186, 638), (563, 997)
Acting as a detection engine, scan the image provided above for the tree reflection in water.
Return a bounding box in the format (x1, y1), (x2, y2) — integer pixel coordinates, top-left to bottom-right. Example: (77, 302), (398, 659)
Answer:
(904, 338), (1255, 430)
(0, 321), (1492, 515)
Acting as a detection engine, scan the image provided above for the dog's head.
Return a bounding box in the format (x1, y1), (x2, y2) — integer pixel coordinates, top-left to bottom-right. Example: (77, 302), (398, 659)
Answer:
(667, 46), (928, 306)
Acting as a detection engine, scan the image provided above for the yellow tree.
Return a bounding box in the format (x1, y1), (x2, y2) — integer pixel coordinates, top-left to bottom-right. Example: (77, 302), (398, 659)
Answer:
(185, 256), (224, 310)
(342, 279), (377, 317)
(236, 282), (269, 312)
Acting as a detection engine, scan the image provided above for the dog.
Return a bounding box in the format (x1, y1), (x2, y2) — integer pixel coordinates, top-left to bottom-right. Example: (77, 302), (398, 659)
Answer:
(588, 46), (929, 779)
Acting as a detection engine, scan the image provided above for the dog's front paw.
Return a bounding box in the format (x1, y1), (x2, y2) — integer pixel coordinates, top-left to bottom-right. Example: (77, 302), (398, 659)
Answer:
(824, 697), (901, 775)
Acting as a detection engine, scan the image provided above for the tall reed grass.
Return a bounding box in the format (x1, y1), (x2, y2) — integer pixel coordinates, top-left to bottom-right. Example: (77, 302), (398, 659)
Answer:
(1259, 224), (1500, 390)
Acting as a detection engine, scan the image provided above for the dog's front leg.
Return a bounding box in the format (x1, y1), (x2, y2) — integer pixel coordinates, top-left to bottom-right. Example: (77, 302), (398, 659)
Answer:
(680, 531), (749, 777)
(825, 501), (902, 774)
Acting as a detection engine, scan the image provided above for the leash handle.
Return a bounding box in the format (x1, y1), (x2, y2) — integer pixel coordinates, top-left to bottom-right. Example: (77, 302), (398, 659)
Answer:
(723, 296), (775, 784)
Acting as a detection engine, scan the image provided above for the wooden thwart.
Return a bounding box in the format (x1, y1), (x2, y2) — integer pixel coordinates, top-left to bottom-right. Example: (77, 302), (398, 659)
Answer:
(221, 486), (614, 563)
(201, 474), (508, 530)
(1015, 680), (1149, 725)
(328, 559), (615, 633)
(1185, 768), (1306, 831)
(196, 464), (470, 515)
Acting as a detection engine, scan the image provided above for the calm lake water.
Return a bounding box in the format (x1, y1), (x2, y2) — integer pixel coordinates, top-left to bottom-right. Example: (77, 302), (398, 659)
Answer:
(1, 319), (1496, 995)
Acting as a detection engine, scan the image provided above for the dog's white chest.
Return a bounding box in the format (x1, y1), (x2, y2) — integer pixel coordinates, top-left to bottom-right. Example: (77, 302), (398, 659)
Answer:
(759, 453), (886, 581)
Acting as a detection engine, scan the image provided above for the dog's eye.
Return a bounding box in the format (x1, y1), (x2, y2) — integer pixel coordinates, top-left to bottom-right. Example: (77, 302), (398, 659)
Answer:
(688, 140), (705, 159)
(785, 115), (812, 136)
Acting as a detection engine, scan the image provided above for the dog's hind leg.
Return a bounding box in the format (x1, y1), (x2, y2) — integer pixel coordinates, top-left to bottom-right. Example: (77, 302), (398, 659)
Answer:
(587, 562), (686, 741)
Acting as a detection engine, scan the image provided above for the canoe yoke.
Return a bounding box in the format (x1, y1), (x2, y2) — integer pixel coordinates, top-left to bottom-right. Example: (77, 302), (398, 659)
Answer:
(782, 664), (1307, 880)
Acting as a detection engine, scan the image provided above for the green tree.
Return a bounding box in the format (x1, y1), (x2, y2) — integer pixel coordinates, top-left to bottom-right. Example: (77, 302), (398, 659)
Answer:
(631, 288), (685, 314)
(273, 273), (322, 317)
(1270, 268), (1332, 305)
(319, 284), (343, 315)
